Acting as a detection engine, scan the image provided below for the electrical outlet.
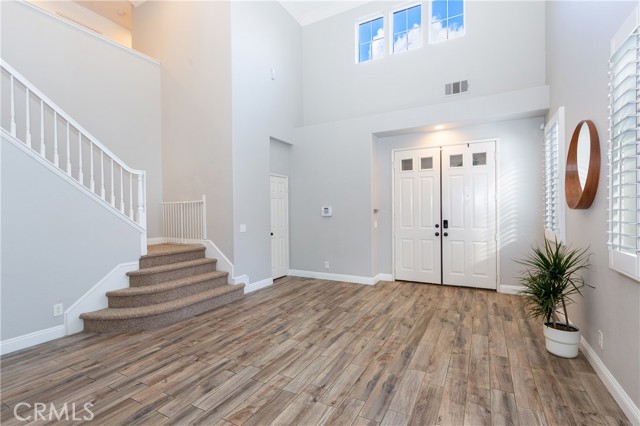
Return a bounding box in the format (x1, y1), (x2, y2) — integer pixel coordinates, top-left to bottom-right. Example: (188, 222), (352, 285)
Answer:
(324, 261), (329, 269)
(53, 303), (64, 317)
(598, 330), (604, 349)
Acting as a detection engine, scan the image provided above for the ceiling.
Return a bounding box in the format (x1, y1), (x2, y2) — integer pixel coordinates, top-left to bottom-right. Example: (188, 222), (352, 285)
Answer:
(74, 1), (371, 30)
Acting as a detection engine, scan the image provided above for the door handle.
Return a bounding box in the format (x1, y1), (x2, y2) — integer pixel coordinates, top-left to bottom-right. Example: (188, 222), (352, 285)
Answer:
(443, 220), (448, 229)
(435, 232), (440, 237)
(271, 232), (274, 236)
(435, 224), (440, 228)
(444, 232), (448, 237)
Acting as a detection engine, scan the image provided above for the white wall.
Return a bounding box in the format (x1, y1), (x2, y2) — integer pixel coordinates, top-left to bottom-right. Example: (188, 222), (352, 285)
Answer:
(1, 136), (140, 340)
(302, 0), (545, 125)
(0, 1), (163, 237)
(231, 1), (302, 284)
(132, 1), (234, 256)
(292, 86), (549, 279)
(374, 117), (545, 287)
(270, 138), (292, 177)
(546, 0), (640, 409)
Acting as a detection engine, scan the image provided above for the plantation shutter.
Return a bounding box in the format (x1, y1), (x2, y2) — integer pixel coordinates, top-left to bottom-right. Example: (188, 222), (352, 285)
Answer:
(544, 121), (560, 235)
(608, 16), (640, 279)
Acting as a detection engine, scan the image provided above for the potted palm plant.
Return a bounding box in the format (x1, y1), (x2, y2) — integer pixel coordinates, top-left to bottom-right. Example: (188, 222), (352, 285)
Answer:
(517, 238), (590, 358)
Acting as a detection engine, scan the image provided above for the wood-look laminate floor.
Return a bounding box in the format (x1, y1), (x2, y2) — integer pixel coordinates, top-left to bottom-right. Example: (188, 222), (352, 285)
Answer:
(0, 277), (631, 426)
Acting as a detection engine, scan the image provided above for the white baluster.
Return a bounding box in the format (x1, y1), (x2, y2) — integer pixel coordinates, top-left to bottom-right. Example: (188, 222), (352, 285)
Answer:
(110, 159), (115, 207)
(40, 100), (45, 157)
(77, 132), (83, 184)
(53, 112), (59, 167)
(89, 143), (95, 192)
(202, 194), (207, 240)
(25, 88), (31, 147)
(119, 166), (125, 213)
(129, 176), (134, 219)
(10, 76), (16, 136)
(65, 123), (71, 175)
(137, 174), (146, 228)
(100, 150), (105, 199)
(181, 203), (185, 242)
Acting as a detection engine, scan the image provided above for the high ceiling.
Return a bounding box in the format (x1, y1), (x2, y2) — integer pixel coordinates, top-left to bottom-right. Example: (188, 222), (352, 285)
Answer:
(74, 1), (371, 29)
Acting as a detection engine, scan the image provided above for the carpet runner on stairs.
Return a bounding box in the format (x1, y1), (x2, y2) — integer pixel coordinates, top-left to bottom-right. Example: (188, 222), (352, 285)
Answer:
(80, 244), (244, 333)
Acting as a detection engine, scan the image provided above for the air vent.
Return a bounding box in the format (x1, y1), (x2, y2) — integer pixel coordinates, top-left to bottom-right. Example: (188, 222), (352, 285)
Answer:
(445, 80), (469, 96)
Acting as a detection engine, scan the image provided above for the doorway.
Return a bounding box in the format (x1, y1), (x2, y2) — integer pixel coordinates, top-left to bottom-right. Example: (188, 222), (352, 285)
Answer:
(393, 141), (497, 289)
(270, 174), (289, 279)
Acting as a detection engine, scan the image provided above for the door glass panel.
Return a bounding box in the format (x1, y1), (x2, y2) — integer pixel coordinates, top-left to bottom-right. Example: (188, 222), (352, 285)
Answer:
(402, 158), (413, 171)
(473, 152), (487, 166)
(450, 154), (463, 167)
(421, 157), (433, 169)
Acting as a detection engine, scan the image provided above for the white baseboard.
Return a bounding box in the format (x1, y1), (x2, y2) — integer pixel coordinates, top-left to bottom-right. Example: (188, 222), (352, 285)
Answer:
(65, 262), (138, 335)
(232, 274), (250, 286)
(374, 273), (393, 284)
(244, 277), (273, 293)
(147, 237), (166, 245)
(289, 270), (376, 285)
(580, 337), (640, 425)
(0, 325), (66, 356)
(499, 284), (523, 295)
(202, 240), (234, 284)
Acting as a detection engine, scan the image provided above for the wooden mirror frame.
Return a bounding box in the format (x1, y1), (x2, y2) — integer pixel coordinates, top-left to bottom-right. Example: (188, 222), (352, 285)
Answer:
(565, 120), (600, 209)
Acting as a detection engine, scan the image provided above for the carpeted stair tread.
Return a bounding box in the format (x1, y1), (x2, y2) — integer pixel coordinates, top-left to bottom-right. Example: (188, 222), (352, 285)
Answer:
(107, 271), (228, 297)
(81, 284), (244, 321)
(127, 258), (216, 277)
(145, 244), (205, 257)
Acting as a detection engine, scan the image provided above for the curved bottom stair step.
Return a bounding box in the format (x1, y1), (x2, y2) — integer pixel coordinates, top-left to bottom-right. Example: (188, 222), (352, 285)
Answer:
(81, 284), (244, 333)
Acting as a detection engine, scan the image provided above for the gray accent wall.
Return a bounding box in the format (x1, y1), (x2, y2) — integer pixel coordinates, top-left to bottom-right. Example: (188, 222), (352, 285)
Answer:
(375, 117), (545, 285)
(546, 1), (640, 407)
(1, 135), (140, 340)
(230, 2), (302, 283)
(132, 1), (234, 258)
(0, 1), (163, 237)
(302, 1), (546, 125)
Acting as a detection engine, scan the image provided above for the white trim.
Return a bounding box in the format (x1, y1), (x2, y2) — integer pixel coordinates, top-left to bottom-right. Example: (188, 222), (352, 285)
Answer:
(498, 284), (524, 295)
(2, 131), (145, 233)
(0, 325), (66, 356)
(244, 277), (273, 294)
(290, 269), (376, 285)
(374, 273), (393, 283)
(147, 237), (166, 245)
(64, 262), (138, 335)
(203, 239), (234, 284)
(232, 274), (250, 286)
(580, 337), (640, 425)
(17, 0), (159, 65)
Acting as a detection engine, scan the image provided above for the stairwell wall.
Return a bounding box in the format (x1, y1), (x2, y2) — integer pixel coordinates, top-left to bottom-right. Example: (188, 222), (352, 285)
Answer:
(0, 1), (163, 237)
(1, 135), (141, 341)
(132, 1), (235, 262)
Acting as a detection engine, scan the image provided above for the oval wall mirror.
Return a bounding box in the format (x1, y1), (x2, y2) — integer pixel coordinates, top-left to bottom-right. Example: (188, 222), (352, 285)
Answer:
(566, 120), (600, 209)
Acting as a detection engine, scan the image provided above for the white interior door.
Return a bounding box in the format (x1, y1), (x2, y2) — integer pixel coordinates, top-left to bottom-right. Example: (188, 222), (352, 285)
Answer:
(394, 148), (442, 284)
(270, 175), (289, 279)
(441, 142), (497, 289)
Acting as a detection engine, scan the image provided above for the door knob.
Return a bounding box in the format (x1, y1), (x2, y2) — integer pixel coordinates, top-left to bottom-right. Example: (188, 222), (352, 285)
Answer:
(435, 232), (440, 237)
(444, 232), (448, 237)
(271, 233), (274, 236)
(435, 224), (440, 228)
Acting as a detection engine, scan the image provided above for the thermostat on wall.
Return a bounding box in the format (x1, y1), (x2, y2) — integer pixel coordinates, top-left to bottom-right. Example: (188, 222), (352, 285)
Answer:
(321, 206), (333, 217)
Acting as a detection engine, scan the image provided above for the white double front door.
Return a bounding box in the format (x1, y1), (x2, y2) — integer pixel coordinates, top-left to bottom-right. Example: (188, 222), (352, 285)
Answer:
(393, 142), (497, 289)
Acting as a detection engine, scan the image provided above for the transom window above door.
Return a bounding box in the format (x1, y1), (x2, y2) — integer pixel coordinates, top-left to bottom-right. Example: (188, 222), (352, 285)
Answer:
(392, 4), (422, 53)
(358, 16), (385, 63)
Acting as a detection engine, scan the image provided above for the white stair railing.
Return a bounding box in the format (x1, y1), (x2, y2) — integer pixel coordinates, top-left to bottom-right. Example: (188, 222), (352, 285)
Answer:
(0, 60), (146, 230)
(163, 195), (207, 244)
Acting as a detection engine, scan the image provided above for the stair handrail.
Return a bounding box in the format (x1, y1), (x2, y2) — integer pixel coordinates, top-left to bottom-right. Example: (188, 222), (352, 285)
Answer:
(1, 59), (146, 229)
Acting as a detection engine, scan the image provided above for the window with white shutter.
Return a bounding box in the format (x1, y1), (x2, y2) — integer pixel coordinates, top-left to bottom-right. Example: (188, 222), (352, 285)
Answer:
(608, 8), (640, 280)
(544, 107), (565, 242)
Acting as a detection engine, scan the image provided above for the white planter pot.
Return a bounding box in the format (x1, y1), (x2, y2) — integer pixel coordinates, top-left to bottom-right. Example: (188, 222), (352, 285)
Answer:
(543, 322), (581, 358)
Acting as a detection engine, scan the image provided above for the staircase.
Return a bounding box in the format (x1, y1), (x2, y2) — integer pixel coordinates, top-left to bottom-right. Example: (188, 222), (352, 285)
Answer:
(80, 244), (244, 333)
